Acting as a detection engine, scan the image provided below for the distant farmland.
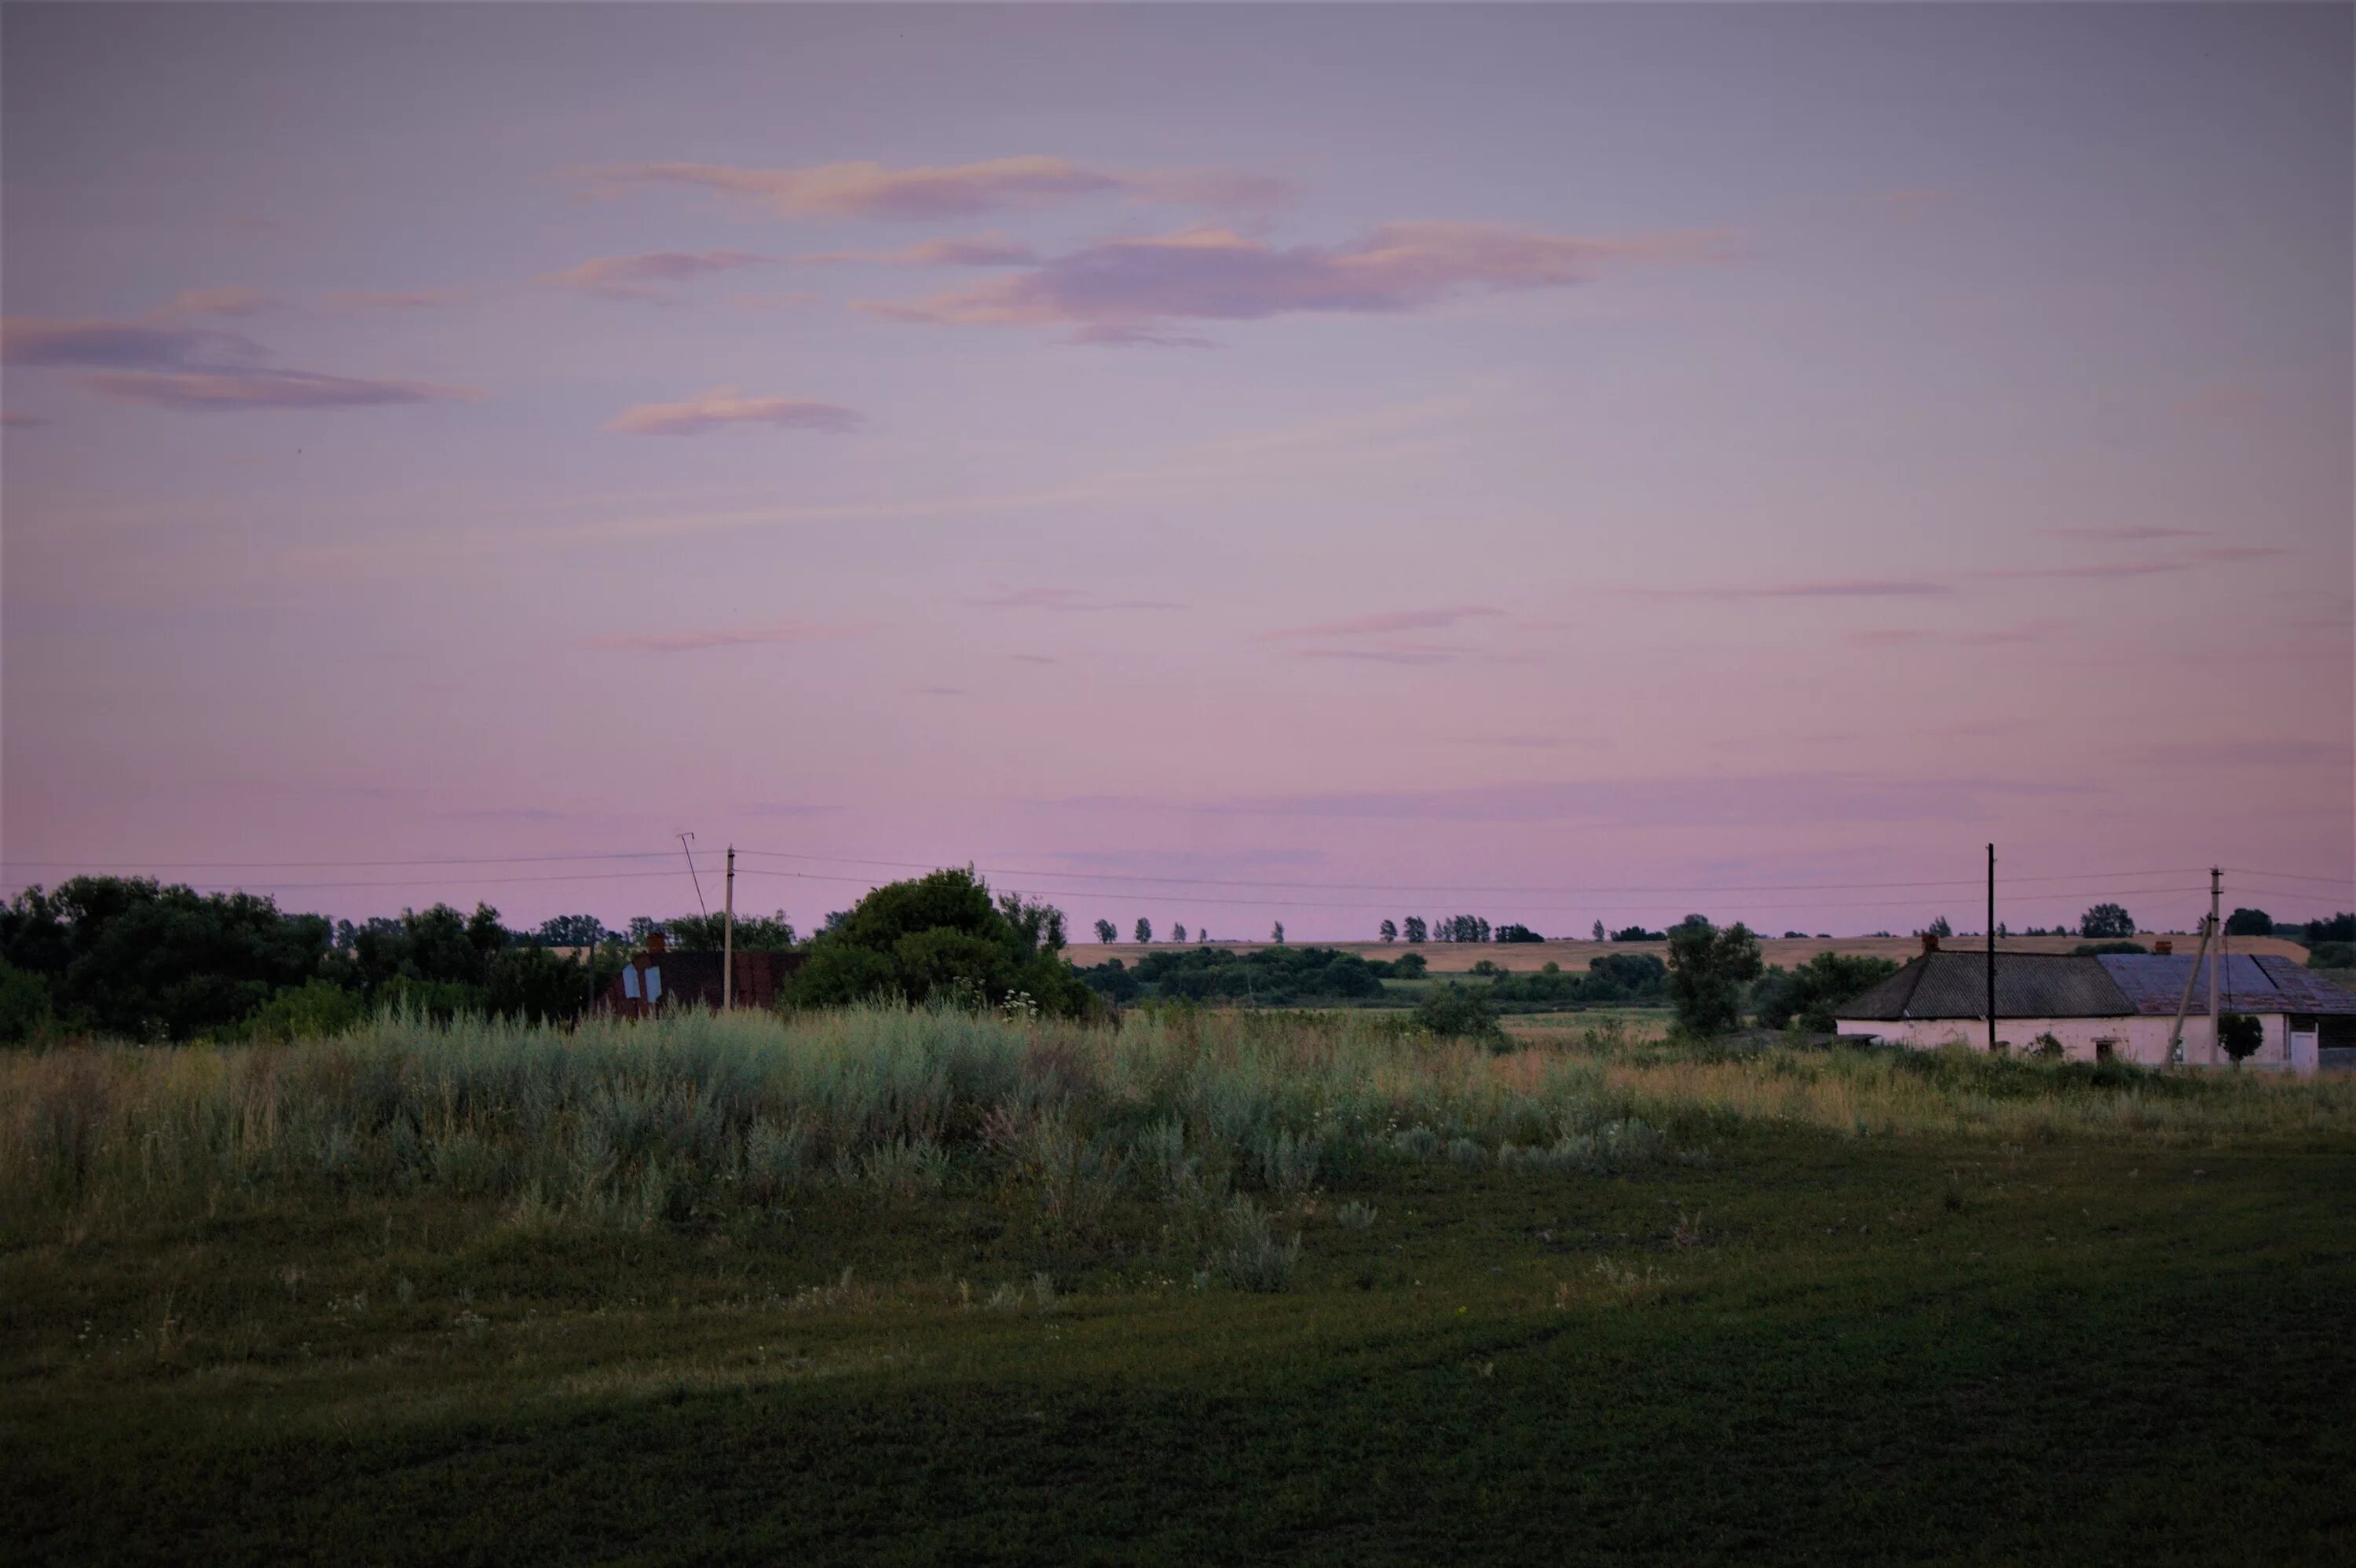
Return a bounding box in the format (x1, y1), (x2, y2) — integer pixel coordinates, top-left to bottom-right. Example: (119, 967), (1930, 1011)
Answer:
(1063, 931), (2314, 974)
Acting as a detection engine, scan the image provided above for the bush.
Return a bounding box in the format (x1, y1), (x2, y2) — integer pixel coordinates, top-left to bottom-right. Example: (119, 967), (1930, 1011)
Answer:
(790, 868), (1091, 1018)
(2074, 941), (2148, 956)
(2307, 941), (2354, 970)
(239, 978), (367, 1043)
(2217, 1013), (2263, 1065)
(1388, 952), (1429, 979)
(1414, 983), (1509, 1049)
(0, 959), (53, 1045)
(1751, 952), (1900, 1032)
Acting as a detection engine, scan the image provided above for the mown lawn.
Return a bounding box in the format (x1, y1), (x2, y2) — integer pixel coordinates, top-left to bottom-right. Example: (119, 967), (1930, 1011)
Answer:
(8, 1117), (2352, 1563)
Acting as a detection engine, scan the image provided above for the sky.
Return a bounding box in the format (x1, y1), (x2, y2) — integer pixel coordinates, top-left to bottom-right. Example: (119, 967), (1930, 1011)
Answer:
(3, 3), (2351, 942)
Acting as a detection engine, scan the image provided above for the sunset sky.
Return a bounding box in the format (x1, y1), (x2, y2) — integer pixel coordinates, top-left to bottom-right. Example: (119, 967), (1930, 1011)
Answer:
(4, 4), (2350, 941)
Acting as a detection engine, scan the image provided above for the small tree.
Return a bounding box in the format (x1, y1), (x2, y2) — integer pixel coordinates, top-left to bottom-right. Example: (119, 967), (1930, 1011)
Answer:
(1271, 921), (1286, 945)
(2223, 908), (2274, 938)
(1592, 920), (1605, 943)
(1172, 923), (1188, 943)
(1921, 916), (1952, 939)
(1379, 919), (1398, 943)
(1403, 916), (1427, 945)
(2080, 902), (2135, 939)
(1134, 918), (1154, 945)
(1093, 919), (1117, 945)
(1413, 982), (1507, 1051)
(2218, 1012), (2263, 1066)
(1664, 914), (1762, 1036)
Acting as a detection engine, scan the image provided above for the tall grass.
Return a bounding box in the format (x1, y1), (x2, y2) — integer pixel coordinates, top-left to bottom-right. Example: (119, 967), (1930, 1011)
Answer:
(4, 1004), (2349, 1245)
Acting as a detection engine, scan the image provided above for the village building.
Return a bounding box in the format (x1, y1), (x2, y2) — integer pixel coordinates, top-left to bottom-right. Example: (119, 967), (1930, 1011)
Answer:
(605, 930), (804, 1018)
(1834, 946), (2356, 1074)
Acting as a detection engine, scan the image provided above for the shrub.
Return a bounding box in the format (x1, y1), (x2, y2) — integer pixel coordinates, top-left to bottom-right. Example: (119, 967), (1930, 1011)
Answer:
(2307, 941), (2354, 970)
(1751, 952), (1899, 1032)
(1414, 983), (1508, 1049)
(2217, 1014), (2263, 1066)
(0, 960), (54, 1046)
(1220, 1198), (1301, 1292)
(239, 978), (367, 1043)
(1388, 952), (1429, 979)
(2074, 941), (2148, 956)
(790, 868), (1091, 1018)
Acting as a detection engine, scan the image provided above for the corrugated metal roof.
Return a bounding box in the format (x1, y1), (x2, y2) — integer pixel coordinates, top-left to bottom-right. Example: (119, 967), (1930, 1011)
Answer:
(1835, 952), (2130, 1021)
(2095, 954), (2280, 1016)
(1835, 949), (2356, 1022)
(2251, 956), (2356, 1014)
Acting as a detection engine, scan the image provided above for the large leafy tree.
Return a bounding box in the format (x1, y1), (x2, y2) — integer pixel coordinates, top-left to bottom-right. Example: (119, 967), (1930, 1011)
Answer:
(2080, 903), (2136, 939)
(1663, 914), (1762, 1036)
(1751, 952), (1900, 1032)
(788, 868), (1091, 1017)
(0, 876), (333, 1041)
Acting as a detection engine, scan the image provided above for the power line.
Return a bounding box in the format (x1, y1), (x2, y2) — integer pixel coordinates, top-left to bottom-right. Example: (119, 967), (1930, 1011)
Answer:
(2224, 866), (2356, 889)
(732, 848), (2214, 897)
(0, 852), (680, 871)
(727, 865), (2202, 916)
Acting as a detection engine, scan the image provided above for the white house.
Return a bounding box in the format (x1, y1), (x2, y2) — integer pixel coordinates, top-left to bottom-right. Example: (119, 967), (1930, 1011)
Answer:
(1833, 949), (2356, 1074)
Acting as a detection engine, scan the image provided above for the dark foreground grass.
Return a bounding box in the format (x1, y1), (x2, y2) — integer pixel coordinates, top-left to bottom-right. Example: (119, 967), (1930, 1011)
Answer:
(7, 1124), (2353, 1565)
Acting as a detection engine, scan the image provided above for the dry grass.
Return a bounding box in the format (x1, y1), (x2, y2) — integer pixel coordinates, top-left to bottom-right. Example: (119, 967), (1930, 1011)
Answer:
(5, 1004), (2350, 1250)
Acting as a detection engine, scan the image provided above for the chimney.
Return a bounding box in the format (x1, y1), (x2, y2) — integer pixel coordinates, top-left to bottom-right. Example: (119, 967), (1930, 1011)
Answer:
(2154, 939), (2172, 955)
(646, 930), (668, 955)
(1921, 932), (1940, 954)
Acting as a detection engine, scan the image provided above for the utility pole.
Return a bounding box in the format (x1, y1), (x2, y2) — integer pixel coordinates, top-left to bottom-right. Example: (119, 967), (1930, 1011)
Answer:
(2207, 867), (2222, 1065)
(723, 845), (736, 1011)
(2168, 908), (2214, 1066)
(1987, 843), (1997, 1054)
(678, 832), (708, 919)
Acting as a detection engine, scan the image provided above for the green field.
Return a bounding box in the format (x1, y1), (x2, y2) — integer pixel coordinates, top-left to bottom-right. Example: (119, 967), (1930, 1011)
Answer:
(5, 1008), (2354, 1564)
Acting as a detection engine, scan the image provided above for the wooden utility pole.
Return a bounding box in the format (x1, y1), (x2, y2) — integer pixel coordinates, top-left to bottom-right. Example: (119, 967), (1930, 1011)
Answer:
(2206, 867), (2222, 1065)
(723, 846), (736, 1011)
(1987, 844), (1997, 1053)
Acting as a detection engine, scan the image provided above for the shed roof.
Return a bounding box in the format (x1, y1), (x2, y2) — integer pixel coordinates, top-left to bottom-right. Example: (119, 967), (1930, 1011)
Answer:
(2097, 953), (2356, 1017)
(1834, 950), (2356, 1022)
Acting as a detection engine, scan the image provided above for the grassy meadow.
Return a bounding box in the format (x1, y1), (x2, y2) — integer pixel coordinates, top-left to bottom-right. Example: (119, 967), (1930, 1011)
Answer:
(5, 1006), (2354, 1564)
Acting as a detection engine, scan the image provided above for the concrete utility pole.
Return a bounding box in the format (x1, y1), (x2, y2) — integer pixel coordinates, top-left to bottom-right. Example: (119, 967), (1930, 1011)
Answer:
(2207, 867), (2222, 1065)
(1987, 844), (1997, 1054)
(723, 846), (736, 1011)
(2168, 908), (2213, 1066)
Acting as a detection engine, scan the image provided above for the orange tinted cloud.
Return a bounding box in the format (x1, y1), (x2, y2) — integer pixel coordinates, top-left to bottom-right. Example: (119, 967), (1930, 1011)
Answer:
(581, 155), (1296, 221)
(864, 223), (1710, 334)
(603, 386), (863, 436)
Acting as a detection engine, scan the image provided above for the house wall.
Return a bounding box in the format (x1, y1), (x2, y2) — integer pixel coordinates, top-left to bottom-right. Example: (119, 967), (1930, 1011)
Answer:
(1835, 1013), (2292, 1068)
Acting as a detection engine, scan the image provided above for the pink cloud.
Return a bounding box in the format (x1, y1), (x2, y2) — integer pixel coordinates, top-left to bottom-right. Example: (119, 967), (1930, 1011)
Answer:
(580, 155), (1294, 222)
(537, 250), (775, 301)
(1261, 605), (1504, 640)
(965, 587), (1184, 612)
(1637, 578), (1955, 601)
(1, 411), (49, 429)
(1293, 641), (1479, 664)
(592, 621), (875, 655)
(2, 316), (262, 368)
(162, 287), (280, 318)
(2190, 545), (2286, 563)
(801, 236), (1038, 267)
(2036, 524), (2204, 543)
(326, 287), (476, 311)
(603, 387), (864, 437)
(75, 369), (478, 411)
(8, 313), (472, 413)
(1977, 560), (2188, 582)
(864, 223), (1704, 333)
